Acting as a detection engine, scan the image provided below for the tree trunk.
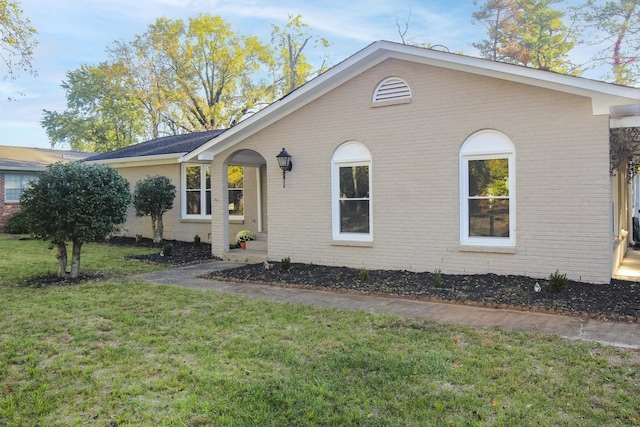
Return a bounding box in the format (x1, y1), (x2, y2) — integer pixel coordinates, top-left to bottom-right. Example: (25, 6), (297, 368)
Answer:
(56, 242), (68, 278)
(69, 240), (83, 279)
(152, 213), (163, 243)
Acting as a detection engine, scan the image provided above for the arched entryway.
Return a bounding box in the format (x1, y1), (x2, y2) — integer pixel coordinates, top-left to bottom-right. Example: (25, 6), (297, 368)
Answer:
(218, 149), (268, 262)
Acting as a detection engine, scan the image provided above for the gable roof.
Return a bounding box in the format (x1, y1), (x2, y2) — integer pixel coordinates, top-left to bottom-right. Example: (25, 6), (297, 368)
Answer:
(0, 146), (92, 172)
(181, 40), (640, 163)
(85, 130), (225, 165)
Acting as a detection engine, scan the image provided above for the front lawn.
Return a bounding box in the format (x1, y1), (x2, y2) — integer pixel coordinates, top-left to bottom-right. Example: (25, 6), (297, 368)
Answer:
(0, 235), (638, 426)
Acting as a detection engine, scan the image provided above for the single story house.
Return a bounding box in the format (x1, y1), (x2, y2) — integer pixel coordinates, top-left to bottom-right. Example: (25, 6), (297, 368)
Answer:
(90, 41), (640, 284)
(0, 146), (92, 229)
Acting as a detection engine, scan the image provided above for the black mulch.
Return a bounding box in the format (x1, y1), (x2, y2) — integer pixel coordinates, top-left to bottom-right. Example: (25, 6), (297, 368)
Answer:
(110, 236), (220, 266)
(205, 262), (640, 323)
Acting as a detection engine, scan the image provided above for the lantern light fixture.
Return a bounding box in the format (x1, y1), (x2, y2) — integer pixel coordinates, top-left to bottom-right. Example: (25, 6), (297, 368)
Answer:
(276, 148), (292, 187)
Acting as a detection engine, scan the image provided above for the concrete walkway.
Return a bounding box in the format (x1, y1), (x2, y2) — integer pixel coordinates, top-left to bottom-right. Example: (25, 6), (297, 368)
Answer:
(133, 262), (640, 350)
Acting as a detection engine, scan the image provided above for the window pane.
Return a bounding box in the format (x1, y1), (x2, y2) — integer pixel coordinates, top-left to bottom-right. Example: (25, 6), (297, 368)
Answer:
(340, 166), (369, 198)
(205, 165), (211, 190)
(469, 159), (509, 197)
(228, 189), (243, 216)
(228, 166), (243, 189)
(206, 190), (212, 215)
(187, 192), (201, 215)
(5, 189), (20, 201)
(340, 200), (370, 233)
(5, 174), (38, 202)
(186, 166), (201, 190)
(469, 199), (509, 237)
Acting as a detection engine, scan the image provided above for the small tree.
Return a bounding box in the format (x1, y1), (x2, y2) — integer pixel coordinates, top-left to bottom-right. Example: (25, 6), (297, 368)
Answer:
(20, 162), (130, 278)
(132, 175), (176, 243)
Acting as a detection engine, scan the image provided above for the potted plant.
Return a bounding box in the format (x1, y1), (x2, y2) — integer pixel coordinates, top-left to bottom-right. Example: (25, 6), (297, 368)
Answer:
(236, 230), (255, 249)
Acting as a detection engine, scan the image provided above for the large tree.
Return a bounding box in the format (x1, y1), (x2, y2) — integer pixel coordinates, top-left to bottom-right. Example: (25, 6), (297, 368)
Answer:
(44, 14), (331, 149)
(472, 0), (579, 73)
(582, 0), (640, 85)
(20, 162), (130, 278)
(41, 62), (145, 152)
(133, 175), (176, 243)
(1, 0), (37, 98)
(114, 14), (276, 134)
(271, 14), (330, 95)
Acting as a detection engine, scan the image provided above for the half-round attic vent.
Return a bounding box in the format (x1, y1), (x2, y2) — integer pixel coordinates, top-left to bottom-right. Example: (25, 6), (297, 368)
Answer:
(372, 77), (411, 105)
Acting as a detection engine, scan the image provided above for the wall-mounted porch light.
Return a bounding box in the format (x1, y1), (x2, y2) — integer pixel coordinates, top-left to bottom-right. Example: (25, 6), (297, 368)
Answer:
(276, 148), (293, 187)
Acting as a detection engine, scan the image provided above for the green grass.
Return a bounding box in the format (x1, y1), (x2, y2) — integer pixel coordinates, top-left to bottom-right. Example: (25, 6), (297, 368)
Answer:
(0, 234), (165, 283)
(0, 234), (639, 426)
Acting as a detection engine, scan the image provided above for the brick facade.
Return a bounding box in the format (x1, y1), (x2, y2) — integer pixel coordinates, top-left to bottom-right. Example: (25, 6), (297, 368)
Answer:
(209, 57), (615, 283)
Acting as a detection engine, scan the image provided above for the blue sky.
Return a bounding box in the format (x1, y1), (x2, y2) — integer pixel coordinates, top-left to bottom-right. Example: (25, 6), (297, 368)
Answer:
(2, 0), (599, 149)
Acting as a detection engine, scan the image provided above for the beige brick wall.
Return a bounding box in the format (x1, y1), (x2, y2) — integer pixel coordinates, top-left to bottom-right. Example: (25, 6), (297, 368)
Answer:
(211, 58), (614, 283)
(115, 163), (262, 246)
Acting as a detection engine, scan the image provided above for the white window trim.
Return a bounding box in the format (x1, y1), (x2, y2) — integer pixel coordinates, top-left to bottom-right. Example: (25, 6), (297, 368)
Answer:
(459, 130), (516, 247)
(331, 142), (373, 242)
(181, 163), (211, 219)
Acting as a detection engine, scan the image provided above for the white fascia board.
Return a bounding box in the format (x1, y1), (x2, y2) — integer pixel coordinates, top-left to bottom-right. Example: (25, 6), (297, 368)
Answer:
(611, 116), (640, 128)
(85, 153), (184, 168)
(380, 42), (640, 114)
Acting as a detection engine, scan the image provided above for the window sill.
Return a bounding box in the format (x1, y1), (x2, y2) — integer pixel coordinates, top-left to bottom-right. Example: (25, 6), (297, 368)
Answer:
(331, 240), (373, 247)
(180, 218), (211, 223)
(229, 219), (245, 225)
(458, 245), (516, 254)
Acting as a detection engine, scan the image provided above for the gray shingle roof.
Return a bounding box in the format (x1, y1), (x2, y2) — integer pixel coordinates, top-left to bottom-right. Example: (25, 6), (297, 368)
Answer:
(0, 146), (93, 171)
(84, 130), (225, 162)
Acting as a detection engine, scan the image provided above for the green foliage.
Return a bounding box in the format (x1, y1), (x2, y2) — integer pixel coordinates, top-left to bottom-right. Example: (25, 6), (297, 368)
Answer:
(133, 175), (175, 243)
(193, 234), (201, 246)
(40, 62), (146, 152)
(3, 210), (30, 234)
(161, 243), (172, 257)
(472, 0), (579, 74)
(434, 268), (443, 288)
(271, 14), (331, 95)
(19, 161), (130, 277)
(358, 267), (369, 281)
(281, 256), (291, 272)
(549, 269), (568, 293)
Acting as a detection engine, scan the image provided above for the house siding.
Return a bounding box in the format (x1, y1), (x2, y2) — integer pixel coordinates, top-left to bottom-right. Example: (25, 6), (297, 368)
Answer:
(212, 58), (613, 283)
(113, 163), (260, 245)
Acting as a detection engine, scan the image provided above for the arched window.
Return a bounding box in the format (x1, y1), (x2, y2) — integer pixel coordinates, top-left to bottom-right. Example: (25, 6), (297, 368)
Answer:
(459, 130), (515, 247)
(331, 141), (372, 241)
(372, 77), (411, 106)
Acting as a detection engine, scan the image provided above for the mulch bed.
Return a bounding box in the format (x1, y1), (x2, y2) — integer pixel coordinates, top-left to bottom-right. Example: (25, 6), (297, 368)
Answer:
(110, 236), (219, 265)
(205, 262), (640, 323)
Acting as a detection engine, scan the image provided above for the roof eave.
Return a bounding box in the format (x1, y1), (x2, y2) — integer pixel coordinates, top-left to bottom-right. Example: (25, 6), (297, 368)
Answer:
(85, 153), (185, 167)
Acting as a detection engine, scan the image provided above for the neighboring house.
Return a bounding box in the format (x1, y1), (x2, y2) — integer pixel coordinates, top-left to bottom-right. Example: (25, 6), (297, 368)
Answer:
(85, 130), (256, 244)
(93, 41), (640, 284)
(0, 146), (92, 230)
